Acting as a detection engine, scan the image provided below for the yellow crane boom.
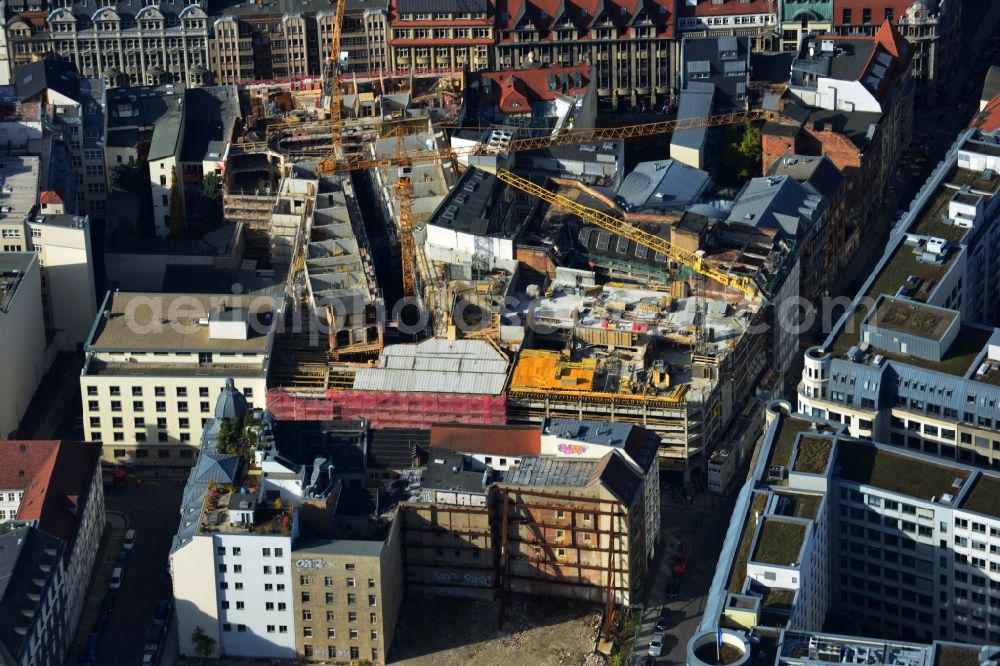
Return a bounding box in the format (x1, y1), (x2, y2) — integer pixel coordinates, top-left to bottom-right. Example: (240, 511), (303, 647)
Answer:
(480, 166), (762, 300)
(326, 0), (345, 154)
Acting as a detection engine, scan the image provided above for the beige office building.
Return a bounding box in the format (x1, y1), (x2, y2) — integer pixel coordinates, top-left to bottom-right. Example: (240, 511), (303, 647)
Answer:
(80, 291), (277, 466)
(291, 522), (403, 664)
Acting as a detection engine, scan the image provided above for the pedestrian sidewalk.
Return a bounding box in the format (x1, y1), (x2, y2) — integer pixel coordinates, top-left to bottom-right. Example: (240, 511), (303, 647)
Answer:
(68, 511), (128, 660)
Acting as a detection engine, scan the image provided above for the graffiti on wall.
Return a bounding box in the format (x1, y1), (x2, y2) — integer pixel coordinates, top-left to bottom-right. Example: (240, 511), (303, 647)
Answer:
(558, 443), (588, 456)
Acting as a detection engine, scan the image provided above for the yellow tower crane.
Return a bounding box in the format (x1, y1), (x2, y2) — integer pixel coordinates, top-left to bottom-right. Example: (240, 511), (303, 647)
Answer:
(313, 110), (768, 297)
(476, 165), (762, 300)
(325, 0), (346, 156)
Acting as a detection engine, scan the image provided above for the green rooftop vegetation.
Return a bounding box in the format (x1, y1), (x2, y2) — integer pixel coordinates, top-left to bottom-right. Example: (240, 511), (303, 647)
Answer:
(872, 298), (955, 340)
(727, 492), (768, 594)
(835, 441), (970, 500)
(912, 187), (972, 243)
(947, 164), (1000, 193)
(751, 518), (806, 566)
(768, 418), (815, 470)
(792, 436), (833, 474)
(960, 474), (1000, 520)
(775, 492), (823, 520)
(761, 588), (796, 612)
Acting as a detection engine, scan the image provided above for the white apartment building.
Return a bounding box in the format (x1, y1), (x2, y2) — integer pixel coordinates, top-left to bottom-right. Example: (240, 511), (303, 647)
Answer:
(80, 291), (277, 465)
(694, 403), (1000, 660)
(0, 524), (68, 666)
(0, 253), (47, 439)
(172, 383), (297, 659)
(0, 158), (97, 350)
(798, 125), (1000, 469)
(0, 440), (105, 661)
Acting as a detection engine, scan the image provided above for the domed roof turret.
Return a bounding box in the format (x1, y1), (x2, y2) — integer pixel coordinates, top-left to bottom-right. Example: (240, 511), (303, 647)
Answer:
(215, 378), (249, 422)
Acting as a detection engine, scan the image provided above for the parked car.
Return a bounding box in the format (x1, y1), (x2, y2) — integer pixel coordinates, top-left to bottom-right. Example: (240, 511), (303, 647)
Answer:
(153, 600), (171, 624)
(142, 652), (156, 666)
(99, 592), (115, 616)
(655, 607), (672, 632)
(672, 553), (689, 575)
(109, 567), (124, 590)
(123, 529), (137, 551)
(665, 574), (681, 599)
(115, 550), (128, 568)
(649, 631), (665, 657)
(93, 614), (109, 636)
(79, 633), (99, 663)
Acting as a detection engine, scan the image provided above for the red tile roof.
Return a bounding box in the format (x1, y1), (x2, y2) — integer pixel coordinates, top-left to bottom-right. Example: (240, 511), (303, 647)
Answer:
(430, 424), (541, 457)
(0, 440), (102, 565)
(39, 191), (63, 205)
(972, 94), (1000, 133)
(476, 65), (591, 112)
(678, 0), (773, 18)
(862, 20), (913, 100)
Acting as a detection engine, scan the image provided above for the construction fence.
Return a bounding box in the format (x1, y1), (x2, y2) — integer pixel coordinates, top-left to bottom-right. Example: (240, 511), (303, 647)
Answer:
(265, 388), (507, 428)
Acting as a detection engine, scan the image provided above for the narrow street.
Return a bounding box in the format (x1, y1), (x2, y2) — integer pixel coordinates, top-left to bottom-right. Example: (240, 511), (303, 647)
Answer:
(631, 488), (741, 665)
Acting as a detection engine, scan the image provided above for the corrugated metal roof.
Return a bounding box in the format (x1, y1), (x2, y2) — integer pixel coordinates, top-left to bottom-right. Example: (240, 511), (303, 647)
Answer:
(352, 338), (509, 395)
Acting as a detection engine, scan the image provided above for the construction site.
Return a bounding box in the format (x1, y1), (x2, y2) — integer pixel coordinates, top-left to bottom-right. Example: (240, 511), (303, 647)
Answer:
(207, 0), (802, 492)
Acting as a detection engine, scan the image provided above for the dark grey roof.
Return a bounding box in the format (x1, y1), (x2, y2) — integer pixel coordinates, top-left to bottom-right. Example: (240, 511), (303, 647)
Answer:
(502, 455), (598, 488)
(726, 174), (828, 240)
(396, 0), (486, 13)
(294, 538), (385, 558)
(190, 451), (240, 485)
(671, 83), (714, 150)
(0, 524), (65, 662)
(615, 159), (711, 211)
(368, 428), (428, 471)
(428, 167), (520, 238)
(423, 448), (490, 494)
(215, 377), (249, 421)
(751, 52), (794, 84)
(767, 154), (845, 203)
(791, 38), (875, 85)
(180, 86), (241, 164)
(334, 487), (378, 517)
(106, 127), (139, 148)
(680, 36), (750, 113)
(592, 450), (643, 504)
(576, 219), (674, 269)
(13, 60), (81, 103)
(783, 103), (881, 150)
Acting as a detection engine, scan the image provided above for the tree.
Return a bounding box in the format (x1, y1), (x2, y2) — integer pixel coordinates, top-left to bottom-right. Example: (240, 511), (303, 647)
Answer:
(735, 123), (763, 181)
(110, 162), (144, 194)
(168, 166), (185, 237)
(202, 171), (223, 226)
(190, 626), (216, 660)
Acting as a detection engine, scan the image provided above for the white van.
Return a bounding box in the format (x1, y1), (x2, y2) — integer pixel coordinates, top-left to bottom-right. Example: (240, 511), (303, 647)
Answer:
(123, 529), (137, 551)
(109, 567), (124, 590)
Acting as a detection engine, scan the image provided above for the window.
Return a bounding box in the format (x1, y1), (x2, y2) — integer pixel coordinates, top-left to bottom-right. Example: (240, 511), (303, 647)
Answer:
(371, 630), (378, 641)
(154, 387), (165, 397)
(347, 578), (356, 588)
(222, 624), (231, 632)
(842, 8), (851, 23)
(111, 401), (122, 412)
(279, 625), (288, 633)
(368, 578), (375, 588)
(266, 625), (275, 633)
(345, 563), (355, 570)
(303, 627), (313, 638)
(276, 566), (284, 574)
(275, 548), (283, 557)
(326, 592), (334, 604)
(232, 547), (241, 556)
(348, 612), (357, 623)
(237, 624), (246, 632)
(233, 564), (242, 573)
(263, 566), (272, 574)
(347, 593), (356, 605)
(350, 629), (359, 640)
(134, 417), (145, 428)
(370, 612), (377, 624)
(328, 627), (336, 639)
(264, 548), (272, 557)
(300, 575), (311, 585)
(303, 609), (312, 620)
(156, 401), (166, 412)
(178, 402), (188, 413)
(199, 387), (209, 397)
(325, 576), (334, 587)
(327, 611), (335, 622)
(301, 592), (311, 603)
(132, 386), (143, 397)
(235, 601), (245, 610)
(265, 584), (273, 591)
